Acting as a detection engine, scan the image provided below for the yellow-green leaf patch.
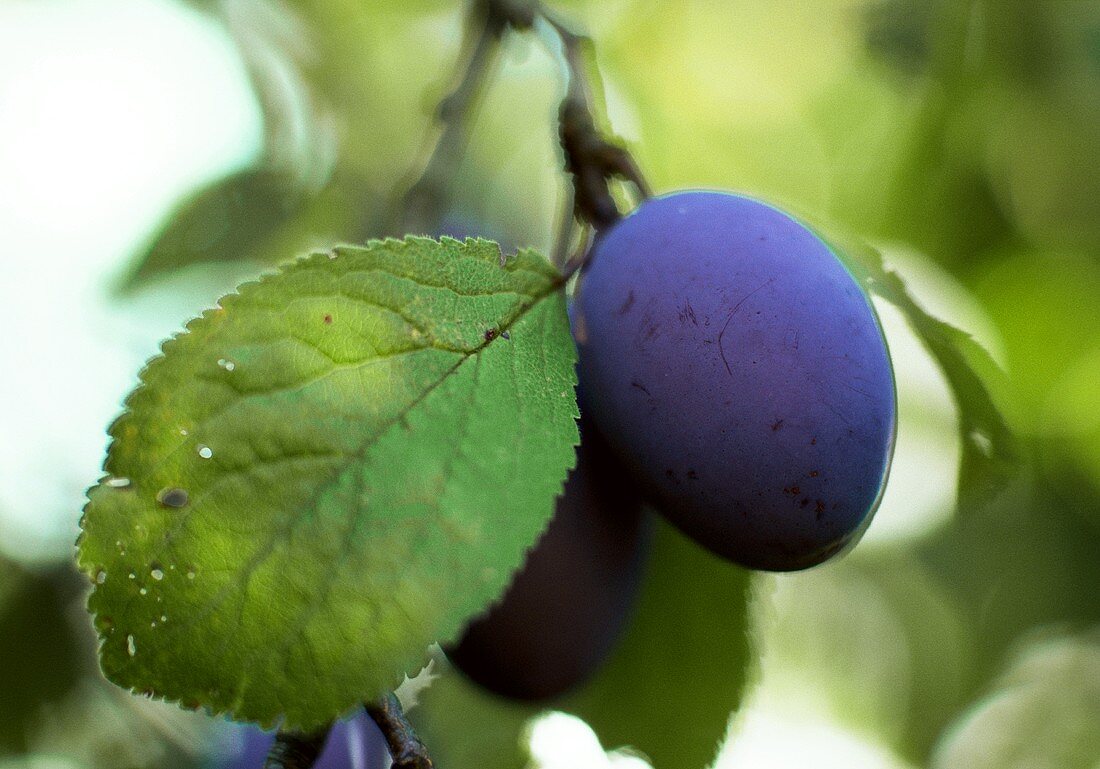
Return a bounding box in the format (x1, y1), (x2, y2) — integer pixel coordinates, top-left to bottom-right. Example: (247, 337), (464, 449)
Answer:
(78, 237), (578, 729)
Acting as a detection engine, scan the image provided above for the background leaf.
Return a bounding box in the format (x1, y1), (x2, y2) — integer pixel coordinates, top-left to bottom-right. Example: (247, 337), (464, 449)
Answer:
(78, 237), (578, 729)
(409, 668), (533, 769)
(916, 481), (1100, 691)
(413, 519), (755, 769)
(0, 564), (87, 754)
(754, 550), (975, 763)
(565, 520), (754, 769)
(932, 630), (1100, 769)
(119, 168), (308, 290)
(822, 231), (1023, 507)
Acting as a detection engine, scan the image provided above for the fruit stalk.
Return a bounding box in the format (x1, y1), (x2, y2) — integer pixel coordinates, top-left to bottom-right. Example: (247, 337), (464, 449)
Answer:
(400, 0), (651, 274)
(534, 6), (650, 275)
(545, 12), (650, 225)
(366, 693), (434, 769)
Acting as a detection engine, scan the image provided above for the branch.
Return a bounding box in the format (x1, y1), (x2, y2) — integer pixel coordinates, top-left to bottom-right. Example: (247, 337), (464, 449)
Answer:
(397, 0), (650, 271)
(263, 726), (330, 769)
(366, 693), (434, 769)
(397, 1), (539, 234)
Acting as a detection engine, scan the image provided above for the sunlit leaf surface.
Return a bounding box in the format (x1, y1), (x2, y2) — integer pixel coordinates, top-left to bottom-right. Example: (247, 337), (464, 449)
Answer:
(79, 238), (578, 729)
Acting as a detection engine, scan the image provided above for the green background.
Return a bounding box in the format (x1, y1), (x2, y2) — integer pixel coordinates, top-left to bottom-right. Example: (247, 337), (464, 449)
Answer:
(1, 0), (1099, 767)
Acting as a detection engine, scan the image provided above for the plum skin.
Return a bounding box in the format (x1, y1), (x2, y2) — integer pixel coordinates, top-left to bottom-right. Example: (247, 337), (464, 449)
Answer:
(573, 190), (896, 571)
(432, 221), (651, 701)
(447, 417), (651, 701)
(216, 711), (389, 769)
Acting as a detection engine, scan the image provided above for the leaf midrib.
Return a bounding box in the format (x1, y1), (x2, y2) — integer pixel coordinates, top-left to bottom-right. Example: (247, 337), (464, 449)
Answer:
(106, 283), (564, 691)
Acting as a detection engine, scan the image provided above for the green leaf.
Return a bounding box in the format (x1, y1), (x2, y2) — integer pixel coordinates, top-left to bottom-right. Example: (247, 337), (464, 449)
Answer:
(563, 521), (753, 769)
(119, 168), (309, 290)
(79, 237), (579, 729)
(410, 667), (534, 769)
(933, 630), (1100, 769)
(0, 565), (86, 754)
(917, 483), (1100, 690)
(413, 519), (755, 769)
(822, 231), (1024, 507)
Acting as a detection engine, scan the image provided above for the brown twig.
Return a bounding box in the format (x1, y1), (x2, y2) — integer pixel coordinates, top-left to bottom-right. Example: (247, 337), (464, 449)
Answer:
(534, 5), (651, 279)
(397, 1), (507, 234)
(397, 0), (650, 269)
(366, 693), (434, 769)
(397, 0), (547, 236)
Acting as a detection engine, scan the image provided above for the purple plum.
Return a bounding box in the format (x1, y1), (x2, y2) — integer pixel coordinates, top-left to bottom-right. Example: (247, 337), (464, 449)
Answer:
(573, 190), (896, 571)
(447, 417), (651, 700)
(215, 710), (388, 769)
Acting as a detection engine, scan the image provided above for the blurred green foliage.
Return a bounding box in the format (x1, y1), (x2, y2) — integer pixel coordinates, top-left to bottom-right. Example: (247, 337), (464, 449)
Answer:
(4, 0), (1100, 767)
(0, 564), (85, 754)
(414, 519), (754, 769)
(932, 629), (1100, 769)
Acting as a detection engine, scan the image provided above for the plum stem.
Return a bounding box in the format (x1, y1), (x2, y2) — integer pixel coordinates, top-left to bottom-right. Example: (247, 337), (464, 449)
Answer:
(531, 2), (651, 276)
(540, 11), (650, 228)
(366, 692), (435, 769)
(262, 725), (331, 769)
(400, 0), (650, 273)
(532, 4), (651, 278)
